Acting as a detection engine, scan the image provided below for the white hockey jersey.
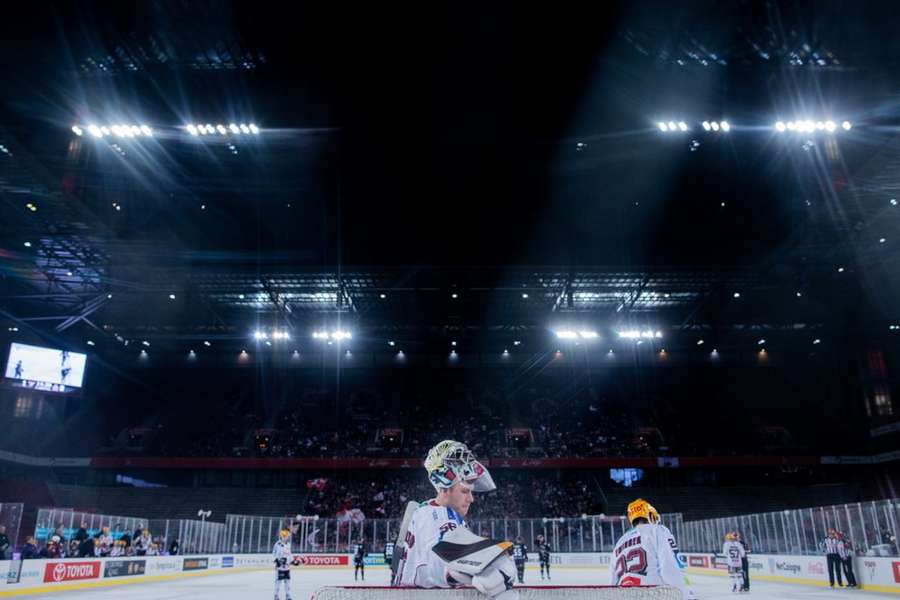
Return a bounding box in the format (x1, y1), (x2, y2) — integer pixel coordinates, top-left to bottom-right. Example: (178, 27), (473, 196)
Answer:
(396, 500), (467, 588)
(722, 540), (745, 568)
(272, 540), (293, 572)
(95, 534), (113, 556)
(610, 523), (693, 600)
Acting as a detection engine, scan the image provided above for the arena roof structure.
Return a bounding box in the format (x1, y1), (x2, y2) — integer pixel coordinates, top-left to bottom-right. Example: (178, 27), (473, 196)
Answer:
(3, 1), (900, 364)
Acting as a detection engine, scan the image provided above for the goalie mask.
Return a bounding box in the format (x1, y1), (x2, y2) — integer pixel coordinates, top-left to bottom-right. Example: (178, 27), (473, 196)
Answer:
(425, 440), (496, 493)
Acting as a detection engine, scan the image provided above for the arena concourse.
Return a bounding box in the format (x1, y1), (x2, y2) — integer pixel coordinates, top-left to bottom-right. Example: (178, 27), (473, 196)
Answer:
(1, 2), (899, 599)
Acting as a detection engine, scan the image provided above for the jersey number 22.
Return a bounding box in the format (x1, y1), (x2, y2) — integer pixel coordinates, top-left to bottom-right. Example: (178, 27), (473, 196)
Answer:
(615, 548), (648, 585)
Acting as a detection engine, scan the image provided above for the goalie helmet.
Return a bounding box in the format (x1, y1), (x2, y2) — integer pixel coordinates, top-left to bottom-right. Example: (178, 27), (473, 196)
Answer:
(425, 440), (496, 492)
(626, 498), (660, 525)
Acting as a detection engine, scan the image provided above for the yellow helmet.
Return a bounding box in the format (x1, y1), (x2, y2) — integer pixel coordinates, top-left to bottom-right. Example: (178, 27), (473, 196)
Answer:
(279, 529), (291, 541)
(627, 498), (660, 525)
(725, 532), (735, 541)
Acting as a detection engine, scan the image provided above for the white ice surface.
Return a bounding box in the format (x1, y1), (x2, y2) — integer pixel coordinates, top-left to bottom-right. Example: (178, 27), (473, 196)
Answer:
(18, 565), (898, 600)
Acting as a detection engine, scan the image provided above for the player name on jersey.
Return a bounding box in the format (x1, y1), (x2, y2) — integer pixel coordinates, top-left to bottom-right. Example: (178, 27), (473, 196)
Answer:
(614, 535), (642, 556)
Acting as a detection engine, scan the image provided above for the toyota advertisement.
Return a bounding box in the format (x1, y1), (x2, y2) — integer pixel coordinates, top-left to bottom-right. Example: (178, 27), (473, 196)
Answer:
(43, 562), (101, 584)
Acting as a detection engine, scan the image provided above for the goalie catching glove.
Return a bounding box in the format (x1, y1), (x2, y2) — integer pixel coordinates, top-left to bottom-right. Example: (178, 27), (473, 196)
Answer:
(435, 527), (519, 600)
(445, 554), (518, 600)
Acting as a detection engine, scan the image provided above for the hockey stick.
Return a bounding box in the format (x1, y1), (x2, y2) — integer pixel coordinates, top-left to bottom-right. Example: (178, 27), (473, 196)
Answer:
(390, 501), (419, 585)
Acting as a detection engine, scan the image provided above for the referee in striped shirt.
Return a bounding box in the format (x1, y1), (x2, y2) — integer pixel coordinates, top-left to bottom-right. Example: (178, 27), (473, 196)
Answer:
(823, 529), (844, 588)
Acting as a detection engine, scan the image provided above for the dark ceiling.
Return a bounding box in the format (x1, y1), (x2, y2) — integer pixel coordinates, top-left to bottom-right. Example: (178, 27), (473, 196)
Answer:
(2, 0), (900, 357)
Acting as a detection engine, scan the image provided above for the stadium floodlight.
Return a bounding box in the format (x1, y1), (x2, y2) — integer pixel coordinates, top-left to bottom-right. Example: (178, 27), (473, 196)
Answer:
(186, 124), (198, 136)
(111, 125), (123, 137)
(815, 121), (825, 131)
(702, 121), (711, 131)
(555, 330), (578, 339)
(88, 125), (102, 138)
(249, 123), (260, 134)
(140, 125), (152, 136)
(578, 330), (599, 339)
(205, 124), (214, 135)
(617, 329), (660, 340)
(216, 124), (227, 135)
(333, 330), (352, 341)
(254, 331), (268, 340)
(72, 125), (83, 136)
(100, 126), (111, 136)
(240, 124), (250, 134)
(130, 125), (141, 136)
(667, 121), (677, 131)
(677, 121), (688, 131)
(842, 121), (852, 131)
(710, 121), (720, 131)
(825, 120), (836, 132)
(658, 122), (668, 132)
(720, 121), (730, 132)
(229, 123), (240, 134)
(775, 121), (786, 132)
(786, 121), (796, 131)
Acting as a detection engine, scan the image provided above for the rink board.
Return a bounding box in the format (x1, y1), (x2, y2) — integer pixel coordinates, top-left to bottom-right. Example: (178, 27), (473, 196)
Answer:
(680, 552), (900, 593)
(1, 552), (898, 596)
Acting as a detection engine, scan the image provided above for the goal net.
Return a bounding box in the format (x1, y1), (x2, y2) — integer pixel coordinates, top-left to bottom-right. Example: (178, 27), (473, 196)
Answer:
(311, 586), (682, 599)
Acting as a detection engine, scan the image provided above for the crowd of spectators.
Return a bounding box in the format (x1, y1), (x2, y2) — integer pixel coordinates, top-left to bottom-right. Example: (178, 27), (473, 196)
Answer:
(97, 380), (670, 462)
(19, 522), (180, 559)
(301, 471), (603, 520)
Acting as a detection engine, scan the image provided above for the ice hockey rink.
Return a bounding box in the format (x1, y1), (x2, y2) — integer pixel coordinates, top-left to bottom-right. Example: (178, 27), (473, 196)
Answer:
(11, 566), (898, 600)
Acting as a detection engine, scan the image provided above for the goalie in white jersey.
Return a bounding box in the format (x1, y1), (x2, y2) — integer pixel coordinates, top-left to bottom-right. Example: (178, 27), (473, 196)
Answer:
(610, 498), (694, 600)
(396, 440), (519, 600)
(722, 532), (746, 593)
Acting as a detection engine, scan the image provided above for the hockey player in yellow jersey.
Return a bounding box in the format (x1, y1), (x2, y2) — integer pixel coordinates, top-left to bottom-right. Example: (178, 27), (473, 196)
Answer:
(610, 498), (695, 599)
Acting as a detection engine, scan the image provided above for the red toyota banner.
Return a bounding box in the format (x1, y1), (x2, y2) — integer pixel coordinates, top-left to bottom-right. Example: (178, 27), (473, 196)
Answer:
(294, 554), (349, 566)
(43, 561), (101, 583)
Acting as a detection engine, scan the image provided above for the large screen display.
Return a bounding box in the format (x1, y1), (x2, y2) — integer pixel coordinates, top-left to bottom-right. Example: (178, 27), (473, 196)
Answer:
(4, 343), (87, 391)
(610, 467), (644, 488)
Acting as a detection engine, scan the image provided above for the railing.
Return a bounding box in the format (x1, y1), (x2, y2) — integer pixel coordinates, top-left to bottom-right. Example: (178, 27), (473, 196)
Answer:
(680, 499), (900, 556)
(222, 513), (684, 554)
(33, 508), (224, 554)
(35, 508), (148, 545)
